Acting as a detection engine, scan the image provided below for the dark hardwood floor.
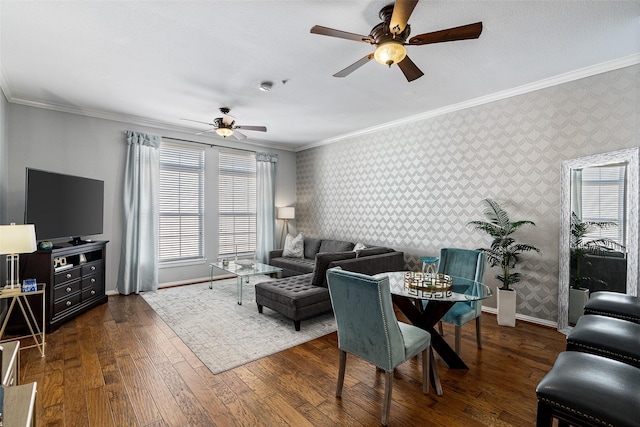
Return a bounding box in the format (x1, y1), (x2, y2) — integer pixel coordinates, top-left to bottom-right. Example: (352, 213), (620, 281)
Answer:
(16, 292), (566, 426)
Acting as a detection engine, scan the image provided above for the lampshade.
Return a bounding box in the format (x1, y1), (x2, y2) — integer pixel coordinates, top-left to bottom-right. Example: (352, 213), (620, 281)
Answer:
(374, 41), (407, 66)
(216, 127), (234, 138)
(277, 207), (295, 220)
(0, 223), (37, 255)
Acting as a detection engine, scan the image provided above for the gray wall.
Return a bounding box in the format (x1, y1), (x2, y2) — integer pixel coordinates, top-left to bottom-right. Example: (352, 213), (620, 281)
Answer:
(6, 104), (297, 292)
(296, 64), (639, 324)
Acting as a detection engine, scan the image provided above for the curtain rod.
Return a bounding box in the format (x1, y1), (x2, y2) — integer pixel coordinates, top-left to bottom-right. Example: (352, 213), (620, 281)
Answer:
(162, 136), (256, 153)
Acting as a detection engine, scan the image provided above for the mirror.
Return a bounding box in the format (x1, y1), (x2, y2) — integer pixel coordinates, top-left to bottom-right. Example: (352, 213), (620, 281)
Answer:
(559, 147), (639, 333)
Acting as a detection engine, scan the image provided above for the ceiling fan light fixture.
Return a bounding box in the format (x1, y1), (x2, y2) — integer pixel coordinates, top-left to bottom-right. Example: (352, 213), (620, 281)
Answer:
(216, 127), (234, 137)
(374, 41), (406, 66)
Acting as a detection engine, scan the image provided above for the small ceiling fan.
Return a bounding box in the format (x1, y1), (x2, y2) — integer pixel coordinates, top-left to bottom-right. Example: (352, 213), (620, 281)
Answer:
(310, 0), (482, 82)
(181, 107), (267, 140)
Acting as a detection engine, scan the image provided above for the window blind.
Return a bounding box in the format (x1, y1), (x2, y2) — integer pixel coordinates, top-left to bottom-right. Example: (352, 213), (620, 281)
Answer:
(158, 142), (205, 263)
(219, 150), (256, 257)
(581, 164), (626, 246)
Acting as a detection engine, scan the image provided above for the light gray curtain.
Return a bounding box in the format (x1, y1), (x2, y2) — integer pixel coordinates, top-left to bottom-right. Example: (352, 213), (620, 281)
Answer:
(256, 152), (277, 263)
(117, 131), (161, 295)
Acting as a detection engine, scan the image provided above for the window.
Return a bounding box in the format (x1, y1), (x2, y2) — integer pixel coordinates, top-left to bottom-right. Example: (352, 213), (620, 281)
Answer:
(219, 150), (256, 257)
(158, 142), (205, 263)
(580, 164), (626, 245)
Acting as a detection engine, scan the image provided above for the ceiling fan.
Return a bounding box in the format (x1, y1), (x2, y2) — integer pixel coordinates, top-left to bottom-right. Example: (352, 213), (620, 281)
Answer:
(181, 107), (267, 140)
(310, 0), (482, 82)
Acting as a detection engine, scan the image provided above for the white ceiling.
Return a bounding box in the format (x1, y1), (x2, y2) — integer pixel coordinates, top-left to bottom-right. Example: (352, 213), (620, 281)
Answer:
(1, 1), (639, 151)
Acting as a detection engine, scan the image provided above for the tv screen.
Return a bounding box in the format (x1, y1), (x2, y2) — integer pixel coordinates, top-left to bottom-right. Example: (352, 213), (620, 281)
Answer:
(25, 168), (104, 243)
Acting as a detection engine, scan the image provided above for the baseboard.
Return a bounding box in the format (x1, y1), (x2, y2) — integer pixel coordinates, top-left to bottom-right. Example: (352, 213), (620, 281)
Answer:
(482, 306), (557, 329)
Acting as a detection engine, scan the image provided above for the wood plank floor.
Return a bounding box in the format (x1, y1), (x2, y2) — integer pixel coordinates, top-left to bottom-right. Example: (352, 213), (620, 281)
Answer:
(16, 293), (566, 426)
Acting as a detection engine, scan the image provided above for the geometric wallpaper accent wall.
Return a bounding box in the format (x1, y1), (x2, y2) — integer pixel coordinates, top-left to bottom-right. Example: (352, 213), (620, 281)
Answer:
(297, 64), (639, 323)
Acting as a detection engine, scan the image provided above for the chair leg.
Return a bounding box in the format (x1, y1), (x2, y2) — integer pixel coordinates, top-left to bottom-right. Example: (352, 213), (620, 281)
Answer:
(476, 316), (482, 349)
(336, 350), (346, 397)
(454, 326), (461, 354)
(421, 347), (430, 394)
(438, 321), (444, 335)
(429, 348), (443, 396)
(382, 370), (393, 426)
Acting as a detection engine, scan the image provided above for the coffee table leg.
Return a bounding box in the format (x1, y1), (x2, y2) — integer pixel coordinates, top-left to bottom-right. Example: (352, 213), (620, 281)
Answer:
(237, 276), (243, 305)
(209, 264), (213, 289)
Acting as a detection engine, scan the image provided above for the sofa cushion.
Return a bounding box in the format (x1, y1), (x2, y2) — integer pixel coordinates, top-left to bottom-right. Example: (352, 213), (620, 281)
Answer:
(304, 237), (322, 260)
(318, 239), (354, 253)
(269, 256), (315, 275)
(311, 251), (356, 288)
(283, 233), (304, 258)
(356, 246), (394, 258)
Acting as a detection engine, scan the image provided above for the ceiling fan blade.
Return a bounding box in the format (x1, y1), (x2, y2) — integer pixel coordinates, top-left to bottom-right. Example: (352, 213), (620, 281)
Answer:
(232, 130), (247, 140)
(397, 55), (424, 82)
(196, 128), (217, 135)
(235, 125), (267, 132)
(408, 22), (483, 45)
(333, 53), (375, 78)
(310, 25), (373, 43)
(181, 118), (215, 126)
(390, 0), (419, 35)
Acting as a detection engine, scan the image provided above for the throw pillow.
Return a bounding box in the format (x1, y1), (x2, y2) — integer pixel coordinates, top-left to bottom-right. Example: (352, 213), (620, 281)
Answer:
(283, 233), (304, 258)
(353, 242), (367, 253)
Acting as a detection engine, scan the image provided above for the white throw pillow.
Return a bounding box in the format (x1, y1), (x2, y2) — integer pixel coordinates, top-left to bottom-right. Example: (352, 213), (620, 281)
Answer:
(283, 233), (304, 258)
(353, 242), (367, 252)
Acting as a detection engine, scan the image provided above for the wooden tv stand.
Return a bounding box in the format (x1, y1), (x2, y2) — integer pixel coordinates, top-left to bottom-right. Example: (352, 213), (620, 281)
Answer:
(20, 240), (108, 332)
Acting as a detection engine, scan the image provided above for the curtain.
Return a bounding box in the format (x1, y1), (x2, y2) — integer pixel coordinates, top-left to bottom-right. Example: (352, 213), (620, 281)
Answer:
(255, 152), (277, 263)
(117, 131), (161, 295)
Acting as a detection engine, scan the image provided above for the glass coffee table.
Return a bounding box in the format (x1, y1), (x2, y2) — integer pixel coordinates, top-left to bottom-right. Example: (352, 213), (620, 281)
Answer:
(209, 261), (283, 305)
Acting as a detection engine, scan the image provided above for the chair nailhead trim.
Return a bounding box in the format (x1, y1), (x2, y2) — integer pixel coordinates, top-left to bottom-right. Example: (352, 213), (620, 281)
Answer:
(539, 397), (614, 427)
(569, 342), (640, 364)
(583, 309), (640, 323)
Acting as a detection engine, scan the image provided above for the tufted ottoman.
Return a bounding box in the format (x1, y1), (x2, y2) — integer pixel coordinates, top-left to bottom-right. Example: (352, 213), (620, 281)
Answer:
(255, 273), (333, 331)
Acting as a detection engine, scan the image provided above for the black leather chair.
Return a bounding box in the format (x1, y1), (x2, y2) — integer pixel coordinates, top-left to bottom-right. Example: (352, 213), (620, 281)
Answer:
(566, 314), (640, 368)
(536, 351), (640, 427)
(583, 291), (640, 323)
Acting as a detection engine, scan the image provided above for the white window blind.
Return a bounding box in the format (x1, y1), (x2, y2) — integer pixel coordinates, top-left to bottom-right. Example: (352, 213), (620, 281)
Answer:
(158, 142), (205, 263)
(581, 164), (626, 246)
(219, 150), (256, 257)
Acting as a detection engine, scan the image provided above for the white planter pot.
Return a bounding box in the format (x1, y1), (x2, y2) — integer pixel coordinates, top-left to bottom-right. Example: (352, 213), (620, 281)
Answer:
(569, 287), (590, 325)
(497, 288), (517, 327)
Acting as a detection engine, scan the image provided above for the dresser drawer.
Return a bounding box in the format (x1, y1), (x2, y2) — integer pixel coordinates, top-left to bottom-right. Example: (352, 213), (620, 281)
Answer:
(54, 281), (81, 301)
(82, 260), (103, 276)
(82, 281), (102, 301)
(53, 293), (82, 316)
(54, 267), (81, 286)
(82, 274), (102, 289)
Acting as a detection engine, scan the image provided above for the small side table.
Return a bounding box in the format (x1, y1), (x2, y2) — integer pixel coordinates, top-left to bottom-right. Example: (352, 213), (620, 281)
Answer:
(0, 285), (46, 357)
(1, 340), (20, 386)
(2, 382), (37, 426)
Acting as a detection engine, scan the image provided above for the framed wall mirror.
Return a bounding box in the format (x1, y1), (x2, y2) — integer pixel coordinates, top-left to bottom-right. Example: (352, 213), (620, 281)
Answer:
(559, 147), (639, 333)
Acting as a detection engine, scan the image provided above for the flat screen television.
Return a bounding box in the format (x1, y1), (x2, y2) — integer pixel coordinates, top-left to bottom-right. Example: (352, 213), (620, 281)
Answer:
(24, 168), (104, 245)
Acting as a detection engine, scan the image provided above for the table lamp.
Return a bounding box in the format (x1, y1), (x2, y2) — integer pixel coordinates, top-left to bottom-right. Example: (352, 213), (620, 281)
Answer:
(0, 223), (37, 292)
(277, 207), (295, 248)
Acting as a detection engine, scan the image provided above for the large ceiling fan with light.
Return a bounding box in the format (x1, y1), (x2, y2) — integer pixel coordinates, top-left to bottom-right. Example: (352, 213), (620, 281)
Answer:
(310, 0), (482, 82)
(182, 107), (267, 140)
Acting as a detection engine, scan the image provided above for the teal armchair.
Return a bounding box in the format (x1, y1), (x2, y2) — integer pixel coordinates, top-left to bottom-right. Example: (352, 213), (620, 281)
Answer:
(326, 268), (435, 426)
(437, 248), (486, 354)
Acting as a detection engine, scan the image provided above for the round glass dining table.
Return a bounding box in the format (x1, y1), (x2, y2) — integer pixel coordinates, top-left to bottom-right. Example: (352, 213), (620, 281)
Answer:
(376, 271), (493, 371)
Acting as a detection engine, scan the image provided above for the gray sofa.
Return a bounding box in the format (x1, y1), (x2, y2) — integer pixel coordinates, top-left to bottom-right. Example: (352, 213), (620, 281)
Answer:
(257, 237), (405, 330)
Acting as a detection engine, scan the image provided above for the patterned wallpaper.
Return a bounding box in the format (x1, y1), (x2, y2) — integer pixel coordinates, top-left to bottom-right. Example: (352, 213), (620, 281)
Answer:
(296, 64), (639, 323)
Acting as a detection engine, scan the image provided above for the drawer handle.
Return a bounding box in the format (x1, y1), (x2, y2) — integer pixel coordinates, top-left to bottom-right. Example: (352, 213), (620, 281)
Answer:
(91, 266), (96, 271)
(91, 290), (96, 295)
(66, 287), (72, 293)
(66, 301), (72, 307)
(91, 278), (96, 283)
(66, 273), (72, 279)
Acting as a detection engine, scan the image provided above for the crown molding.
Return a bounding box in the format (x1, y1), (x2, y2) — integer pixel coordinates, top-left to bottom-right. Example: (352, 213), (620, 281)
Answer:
(297, 53), (640, 152)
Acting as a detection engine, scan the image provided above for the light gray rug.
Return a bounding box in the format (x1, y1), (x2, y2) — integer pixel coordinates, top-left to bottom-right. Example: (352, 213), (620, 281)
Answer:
(141, 275), (336, 374)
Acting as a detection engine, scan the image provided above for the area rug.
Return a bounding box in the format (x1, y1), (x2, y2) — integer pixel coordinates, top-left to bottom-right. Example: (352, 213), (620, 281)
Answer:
(141, 275), (336, 374)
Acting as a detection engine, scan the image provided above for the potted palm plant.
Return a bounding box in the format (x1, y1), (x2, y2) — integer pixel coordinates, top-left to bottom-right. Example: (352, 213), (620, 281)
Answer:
(569, 211), (625, 323)
(468, 198), (541, 326)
